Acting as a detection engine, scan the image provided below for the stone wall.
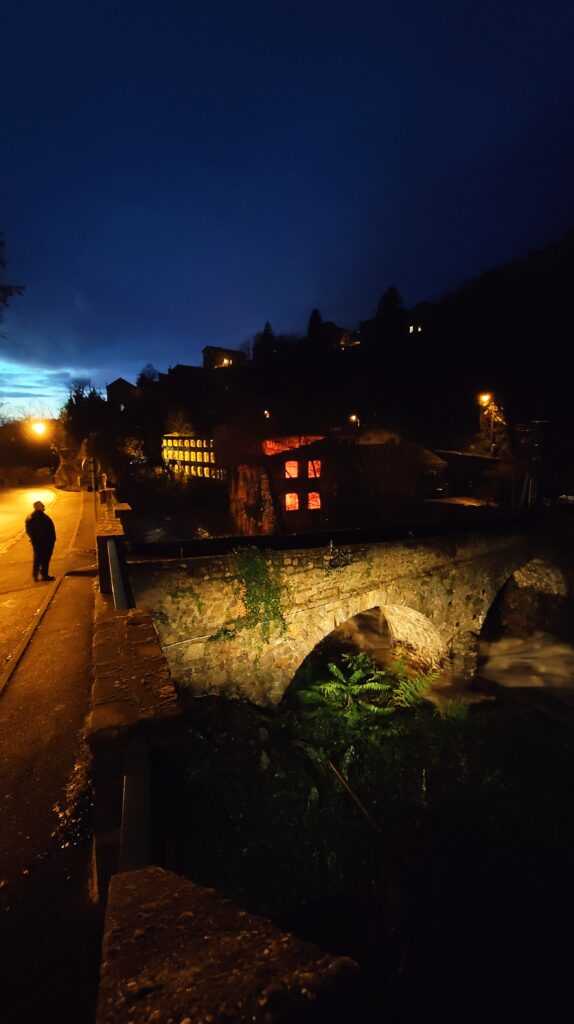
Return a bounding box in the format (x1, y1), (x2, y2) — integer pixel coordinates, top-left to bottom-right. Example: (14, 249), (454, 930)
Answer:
(97, 867), (359, 1024)
(128, 530), (540, 705)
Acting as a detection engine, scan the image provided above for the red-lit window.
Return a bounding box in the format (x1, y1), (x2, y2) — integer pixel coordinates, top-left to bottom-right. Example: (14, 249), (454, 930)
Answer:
(308, 492), (321, 510)
(284, 460), (299, 478)
(308, 460), (321, 479)
(285, 493), (299, 511)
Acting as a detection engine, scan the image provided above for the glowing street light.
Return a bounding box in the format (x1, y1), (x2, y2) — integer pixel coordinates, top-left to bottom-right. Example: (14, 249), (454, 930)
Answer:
(477, 393), (495, 455)
(349, 413), (360, 427)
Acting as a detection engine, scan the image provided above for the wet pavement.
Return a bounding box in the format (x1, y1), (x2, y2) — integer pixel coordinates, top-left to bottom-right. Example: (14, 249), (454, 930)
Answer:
(0, 487), (103, 1023)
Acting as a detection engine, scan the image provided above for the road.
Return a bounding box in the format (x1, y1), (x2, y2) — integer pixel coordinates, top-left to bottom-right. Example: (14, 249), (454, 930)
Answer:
(0, 487), (94, 674)
(0, 485), (102, 1023)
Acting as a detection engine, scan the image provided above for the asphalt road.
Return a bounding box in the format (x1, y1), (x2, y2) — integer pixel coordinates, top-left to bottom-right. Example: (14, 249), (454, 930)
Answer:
(0, 487), (94, 674)
(0, 486), (103, 1023)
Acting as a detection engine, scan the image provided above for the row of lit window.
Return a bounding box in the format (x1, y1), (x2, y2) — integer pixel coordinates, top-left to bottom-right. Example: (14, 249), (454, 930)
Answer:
(163, 437), (214, 449)
(172, 464), (226, 479)
(164, 450), (216, 464)
(284, 460), (321, 479)
(285, 492), (321, 511)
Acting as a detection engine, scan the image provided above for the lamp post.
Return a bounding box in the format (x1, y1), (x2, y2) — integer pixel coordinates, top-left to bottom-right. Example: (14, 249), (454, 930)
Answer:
(28, 419), (62, 482)
(478, 393), (495, 456)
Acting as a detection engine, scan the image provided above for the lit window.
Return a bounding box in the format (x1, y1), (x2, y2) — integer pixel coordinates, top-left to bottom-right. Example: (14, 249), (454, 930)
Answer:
(409, 325), (414, 333)
(184, 439), (189, 448)
(285, 493), (299, 511)
(210, 452), (215, 463)
(198, 466), (203, 477)
(190, 439), (196, 448)
(285, 460), (299, 478)
(308, 460), (321, 479)
(204, 467), (210, 477)
(308, 492), (321, 510)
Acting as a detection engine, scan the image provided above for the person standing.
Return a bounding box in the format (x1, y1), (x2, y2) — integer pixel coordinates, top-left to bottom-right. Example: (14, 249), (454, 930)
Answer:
(25, 500), (56, 582)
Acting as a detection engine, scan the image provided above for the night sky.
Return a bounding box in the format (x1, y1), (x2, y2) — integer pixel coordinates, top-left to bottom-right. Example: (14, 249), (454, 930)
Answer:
(2, 0), (574, 415)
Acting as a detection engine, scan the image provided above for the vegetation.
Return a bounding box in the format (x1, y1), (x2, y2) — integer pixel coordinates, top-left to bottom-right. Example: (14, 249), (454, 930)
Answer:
(60, 378), (110, 445)
(293, 651), (430, 724)
(210, 546), (286, 642)
(0, 233), (24, 325)
(160, 645), (574, 1015)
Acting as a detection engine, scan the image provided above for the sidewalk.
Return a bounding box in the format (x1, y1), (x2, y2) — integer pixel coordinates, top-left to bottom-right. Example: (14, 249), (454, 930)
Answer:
(0, 491), (103, 1024)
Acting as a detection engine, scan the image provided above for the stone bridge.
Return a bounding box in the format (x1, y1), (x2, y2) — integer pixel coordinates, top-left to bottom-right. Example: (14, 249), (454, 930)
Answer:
(128, 527), (568, 706)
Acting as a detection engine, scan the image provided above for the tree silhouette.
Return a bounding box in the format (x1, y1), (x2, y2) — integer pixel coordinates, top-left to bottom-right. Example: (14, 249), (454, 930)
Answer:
(252, 321), (278, 363)
(0, 234), (24, 325)
(375, 285), (403, 320)
(136, 363), (161, 386)
(307, 308), (323, 341)
(372, 285), (406, 344)
(60, 379), (109, 444)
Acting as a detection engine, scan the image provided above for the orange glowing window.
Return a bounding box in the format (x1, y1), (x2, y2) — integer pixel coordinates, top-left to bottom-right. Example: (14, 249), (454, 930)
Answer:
(308, 460), (321, 479)
(284, 460), (299, 478)
(308, 492), (321, 510)
(285, 492), (299, 511)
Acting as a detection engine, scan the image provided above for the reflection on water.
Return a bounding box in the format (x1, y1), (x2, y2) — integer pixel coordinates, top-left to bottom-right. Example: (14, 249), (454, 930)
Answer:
(479, 631), (574, 689)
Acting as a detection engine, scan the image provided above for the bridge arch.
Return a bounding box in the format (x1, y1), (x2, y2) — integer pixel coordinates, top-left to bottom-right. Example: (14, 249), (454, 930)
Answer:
(287, 594), (448, 697)
(479, 556), (570, 641)
(129, 528), (544, 705)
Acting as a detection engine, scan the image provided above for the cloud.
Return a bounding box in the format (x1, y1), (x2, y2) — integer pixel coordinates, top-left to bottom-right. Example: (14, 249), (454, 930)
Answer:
(0, 358), (87, 417)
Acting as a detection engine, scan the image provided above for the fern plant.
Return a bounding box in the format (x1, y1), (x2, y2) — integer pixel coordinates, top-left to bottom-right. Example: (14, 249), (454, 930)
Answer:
(294, 650), (432, 724)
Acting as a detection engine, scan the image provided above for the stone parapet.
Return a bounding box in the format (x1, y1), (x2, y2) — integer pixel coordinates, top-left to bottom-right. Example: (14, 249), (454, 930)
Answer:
(97, 866), (359, 1024)
(88, 593), (181, 896)
(128, 529), (540, 704)
(90, 593), (180, 738)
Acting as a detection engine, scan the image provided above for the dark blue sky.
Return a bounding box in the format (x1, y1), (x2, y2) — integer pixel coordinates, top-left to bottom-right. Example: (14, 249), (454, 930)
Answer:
(2, 0), (574, 413)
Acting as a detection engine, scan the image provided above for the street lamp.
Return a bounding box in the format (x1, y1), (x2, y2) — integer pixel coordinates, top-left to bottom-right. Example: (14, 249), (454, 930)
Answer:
(349, 413), (360, 427)
(28, 418), (62, 481)
(477, 393), (495, 456)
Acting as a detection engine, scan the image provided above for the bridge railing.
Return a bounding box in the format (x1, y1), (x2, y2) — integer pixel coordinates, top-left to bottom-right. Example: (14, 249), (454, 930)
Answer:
(95, 490), (134, 609)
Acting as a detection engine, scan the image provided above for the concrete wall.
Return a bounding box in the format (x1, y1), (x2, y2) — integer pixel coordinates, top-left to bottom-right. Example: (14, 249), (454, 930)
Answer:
(128, 530), (544, 706)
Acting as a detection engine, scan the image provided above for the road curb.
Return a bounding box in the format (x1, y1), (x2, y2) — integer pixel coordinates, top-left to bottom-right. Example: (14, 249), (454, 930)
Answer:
(0, 575), (64, 697)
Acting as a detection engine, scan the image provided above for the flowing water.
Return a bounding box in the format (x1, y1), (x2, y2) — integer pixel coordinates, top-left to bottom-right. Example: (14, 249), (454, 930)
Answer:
(478, 631), (574, 690)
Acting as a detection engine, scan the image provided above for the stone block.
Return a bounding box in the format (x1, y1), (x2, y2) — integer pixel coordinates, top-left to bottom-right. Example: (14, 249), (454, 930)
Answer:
(97, 867), (359, 1024)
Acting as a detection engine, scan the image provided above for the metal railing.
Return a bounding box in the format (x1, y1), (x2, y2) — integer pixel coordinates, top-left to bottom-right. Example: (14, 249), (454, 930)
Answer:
(106, 537), (134, 610)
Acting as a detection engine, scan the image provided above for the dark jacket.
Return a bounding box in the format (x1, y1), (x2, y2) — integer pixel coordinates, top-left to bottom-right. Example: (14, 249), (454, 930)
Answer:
(25, 510), (56, 549)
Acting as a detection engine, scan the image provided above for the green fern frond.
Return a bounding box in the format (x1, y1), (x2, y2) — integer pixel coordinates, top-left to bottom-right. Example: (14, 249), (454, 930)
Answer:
(296, 690), (331, 706)
(363, 704), (397, 716)
(327, 662), (347, 684)
(352, 681), (393, 696)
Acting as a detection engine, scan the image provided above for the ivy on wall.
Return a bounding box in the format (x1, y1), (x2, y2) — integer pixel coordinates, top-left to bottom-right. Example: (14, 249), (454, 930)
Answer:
(210, 547), (286, 642)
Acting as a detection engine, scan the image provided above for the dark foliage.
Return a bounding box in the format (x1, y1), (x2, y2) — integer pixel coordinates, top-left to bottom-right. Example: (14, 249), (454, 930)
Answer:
(0, 233), (24, 325)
